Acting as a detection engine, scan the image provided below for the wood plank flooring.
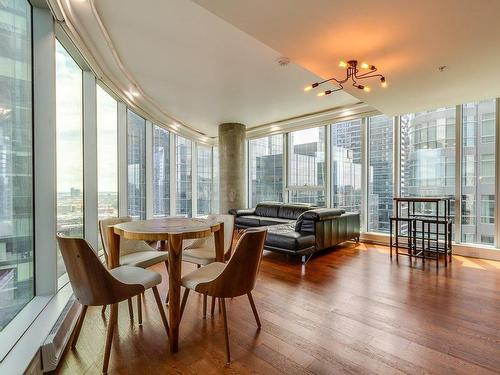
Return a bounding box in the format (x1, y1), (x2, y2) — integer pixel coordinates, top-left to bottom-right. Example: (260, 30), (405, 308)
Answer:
(55, 243), (500, 374)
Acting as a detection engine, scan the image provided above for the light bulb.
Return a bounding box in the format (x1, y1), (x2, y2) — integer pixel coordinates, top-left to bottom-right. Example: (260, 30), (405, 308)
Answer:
(339, 60), (347, 68)
(381, 77), (387, 88)
(360, 62), (369, 69)
(304, 85), (313, 92)
(363, 86), (371, 92)
(317, 92), (326, 97)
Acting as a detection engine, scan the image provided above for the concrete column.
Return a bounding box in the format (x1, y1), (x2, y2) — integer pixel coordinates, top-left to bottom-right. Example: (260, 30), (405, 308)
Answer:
(219, 123), (246, 214)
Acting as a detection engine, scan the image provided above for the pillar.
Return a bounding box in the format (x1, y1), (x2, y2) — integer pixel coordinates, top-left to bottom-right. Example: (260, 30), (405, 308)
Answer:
(218, 123), (246, 214)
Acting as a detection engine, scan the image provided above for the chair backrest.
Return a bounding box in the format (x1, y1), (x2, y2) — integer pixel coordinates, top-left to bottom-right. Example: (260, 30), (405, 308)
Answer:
(56, 235), (143, 306)
(200, 228), (267, 298)
(99, 217), (153, 266)
(184, 214), (235, 255)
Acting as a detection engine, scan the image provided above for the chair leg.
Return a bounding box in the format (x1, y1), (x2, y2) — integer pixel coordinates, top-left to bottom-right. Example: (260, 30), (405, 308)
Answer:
(137, 293), (142, 325)
(247, 292), (261, 328)
(164, 261), (169, 303)
(103, 303), (118, 374)
(210, 296), (216, 316)
(221, 298), (231, 365)
(203, 294), (207, 318)
(152, 286), (170, 337)
(101, 305), (106, 315)
(127, 298), (134, 321)
(71, 305), (87, 349)
(180, 288), (190, 320)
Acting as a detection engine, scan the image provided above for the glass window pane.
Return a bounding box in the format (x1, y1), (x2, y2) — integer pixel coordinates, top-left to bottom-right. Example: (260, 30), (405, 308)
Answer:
(197, 146), (212, 215)
(401, 107), (456, 237)
(249, 135), (283, 207)
(368, 115), (393, 233)
(288, 127), (325, 206)
(461, 100), (495, 246)
(176, 136), (192, 217)
(127, 110), (146, 220)
(56, 40), (83, 277)
(0, 0), (33, 331)
(153, 126), (170, 217)
(331, 119), (362, 216)
(212, 146), (219, 214)
(97, 85), (118, 249)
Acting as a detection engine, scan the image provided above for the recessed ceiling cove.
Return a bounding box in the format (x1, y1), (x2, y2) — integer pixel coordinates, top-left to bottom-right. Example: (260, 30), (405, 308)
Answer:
(62, 0), (359, 136)
(194, 0), (500, 115)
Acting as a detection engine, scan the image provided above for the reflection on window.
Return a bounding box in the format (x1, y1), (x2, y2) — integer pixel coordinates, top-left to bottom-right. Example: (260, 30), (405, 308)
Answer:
(461, 100), (495, 245)
(368, 116), (393, 233)
(288, 127), (325, 206)
(212, 146), (220, 213)
(0, 0), (33, 331)
(56, 40), (83, 277)
(331, 119), (362, 217)
(97, 85), (118, 248)
(153, 126), (170, 217)
(197, 146), (212, 215)
(176, 136), (192, 217)
(127, 110), (146, 220)
(400, 108), (456, 231)
(249, 135), (283, 207)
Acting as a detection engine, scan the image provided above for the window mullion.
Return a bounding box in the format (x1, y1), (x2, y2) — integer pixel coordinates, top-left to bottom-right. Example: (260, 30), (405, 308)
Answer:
(455, 104), (463, 243)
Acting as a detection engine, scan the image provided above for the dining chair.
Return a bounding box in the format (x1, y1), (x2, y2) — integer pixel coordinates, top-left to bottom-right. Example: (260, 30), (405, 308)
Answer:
(182, 214), (235, 317)
(179, 227), (267, 364)
(99, 217), (169, 319)
(56, 235), (169, 374)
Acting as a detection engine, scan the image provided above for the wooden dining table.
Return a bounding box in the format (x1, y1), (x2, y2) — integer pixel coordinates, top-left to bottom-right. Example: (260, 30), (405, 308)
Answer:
(106, 217), (224, 352)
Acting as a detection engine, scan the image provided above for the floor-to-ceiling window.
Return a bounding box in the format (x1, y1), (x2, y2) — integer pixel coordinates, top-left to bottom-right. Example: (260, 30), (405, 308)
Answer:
(331, 119), (362, 215)
(96, 85), (118, 243)
(461, 100), (496, 246)
(288, 127), (325, 206)
(0, 0), (33, 331)
(212, 146), (220, 213)
(197, 145), (212, 215)
(400, 107), (456, 235)
(176, 136), (192, 217)
(56, 40), (83, 277)
(249, 135), (283, 207)
(368, 115), (393, 233)
(153, 125), (170, 217)
(127, 110), (146, 220)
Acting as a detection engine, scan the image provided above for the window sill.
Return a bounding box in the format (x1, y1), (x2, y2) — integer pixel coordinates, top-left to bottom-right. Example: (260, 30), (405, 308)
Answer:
(0, 282), (74, 374)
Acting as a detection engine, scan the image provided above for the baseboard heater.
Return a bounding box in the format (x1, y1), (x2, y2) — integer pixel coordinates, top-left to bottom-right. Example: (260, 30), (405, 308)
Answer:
(40, 296), (80, 372)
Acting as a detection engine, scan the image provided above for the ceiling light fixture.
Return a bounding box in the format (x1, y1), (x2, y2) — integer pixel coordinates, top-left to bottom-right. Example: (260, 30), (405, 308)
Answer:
(304, 60), (387, 96)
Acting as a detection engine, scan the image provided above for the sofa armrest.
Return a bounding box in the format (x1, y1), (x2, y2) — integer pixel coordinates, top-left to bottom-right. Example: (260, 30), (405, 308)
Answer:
(229, 208), (256, 217)
(301, 208), (346, 221)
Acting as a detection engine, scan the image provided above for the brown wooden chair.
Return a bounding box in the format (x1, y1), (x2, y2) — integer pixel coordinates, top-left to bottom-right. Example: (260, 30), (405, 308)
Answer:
(182, 214), (235, 317)
(179, 228), (267, 364)
(99, 217), (169, 318)
(57, 235), (169, 374)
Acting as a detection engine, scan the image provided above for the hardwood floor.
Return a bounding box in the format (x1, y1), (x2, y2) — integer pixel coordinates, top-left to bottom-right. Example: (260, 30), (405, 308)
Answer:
(56, 243), (500, 374)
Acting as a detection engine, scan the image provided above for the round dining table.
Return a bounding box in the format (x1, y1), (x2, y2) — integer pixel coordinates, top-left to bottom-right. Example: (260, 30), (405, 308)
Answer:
(107, 217), (224, 352)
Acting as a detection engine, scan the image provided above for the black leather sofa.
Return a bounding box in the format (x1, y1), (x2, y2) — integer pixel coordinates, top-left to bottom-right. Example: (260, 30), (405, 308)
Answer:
(230, 202), (360, 262)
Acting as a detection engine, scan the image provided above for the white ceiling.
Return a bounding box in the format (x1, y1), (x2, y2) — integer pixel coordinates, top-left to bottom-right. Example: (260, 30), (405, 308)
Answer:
(63, 0), (359, 137)
(193, 0), (500, 116)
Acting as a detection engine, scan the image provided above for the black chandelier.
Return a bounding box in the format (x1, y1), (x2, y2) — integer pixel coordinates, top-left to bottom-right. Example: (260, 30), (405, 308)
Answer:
(304, 60), (387, 96)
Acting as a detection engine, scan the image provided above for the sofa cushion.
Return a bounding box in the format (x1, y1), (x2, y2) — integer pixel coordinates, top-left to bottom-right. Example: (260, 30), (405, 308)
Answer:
(265, 224), (315, 251)
(235, 215), (261, 227)
(254, 202), (282, 217)
(278, 204), (316, 220)
(259, 217), (295, 226)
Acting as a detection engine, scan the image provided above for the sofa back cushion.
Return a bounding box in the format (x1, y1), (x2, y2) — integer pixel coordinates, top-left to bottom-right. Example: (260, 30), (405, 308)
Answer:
(278, 204), (315, 220)
(254, 202), (281, 217)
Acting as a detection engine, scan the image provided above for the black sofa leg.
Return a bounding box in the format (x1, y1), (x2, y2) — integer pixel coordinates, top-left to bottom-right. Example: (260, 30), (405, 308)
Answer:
(301, 254), (312, 265)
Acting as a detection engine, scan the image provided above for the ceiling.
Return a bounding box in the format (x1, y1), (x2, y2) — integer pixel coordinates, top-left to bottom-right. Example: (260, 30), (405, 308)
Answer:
(62, 0), (500, 137)
(194, 0), (500, 116)
(62, 0), (359, 137)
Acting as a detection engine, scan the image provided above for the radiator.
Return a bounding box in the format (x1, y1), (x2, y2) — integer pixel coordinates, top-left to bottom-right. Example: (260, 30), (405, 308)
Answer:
(40, 297), (79, 372)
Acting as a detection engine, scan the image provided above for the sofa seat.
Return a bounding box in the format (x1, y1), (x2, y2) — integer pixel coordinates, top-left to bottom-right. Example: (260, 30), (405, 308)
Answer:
(265, 224), (315, 252)
(236, 215), (262, 227)
(259, 217), (295, 226)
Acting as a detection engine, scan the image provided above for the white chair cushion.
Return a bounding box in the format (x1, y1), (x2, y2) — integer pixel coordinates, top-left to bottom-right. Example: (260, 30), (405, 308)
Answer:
(120, 250), (168, 268)
(181, 262), (226, 291)
(110, 266), (162, 290)
(182, 247), (216, 266)
(120, 238), (157, 256)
